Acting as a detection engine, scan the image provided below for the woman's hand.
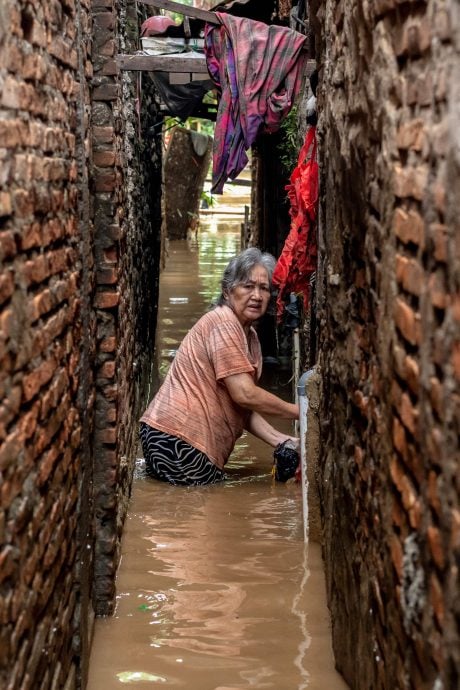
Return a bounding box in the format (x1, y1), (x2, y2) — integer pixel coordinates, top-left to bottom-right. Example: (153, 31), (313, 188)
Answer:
(280, 435), (300, 452)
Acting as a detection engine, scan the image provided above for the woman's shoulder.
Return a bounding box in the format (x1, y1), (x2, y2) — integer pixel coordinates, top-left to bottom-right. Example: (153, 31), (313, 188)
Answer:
(196, 306), (245, 341)
(202, 304), (237, 326)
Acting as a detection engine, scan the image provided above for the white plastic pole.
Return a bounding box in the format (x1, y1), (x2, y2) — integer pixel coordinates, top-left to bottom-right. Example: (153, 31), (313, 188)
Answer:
(297, 370), (315, 542)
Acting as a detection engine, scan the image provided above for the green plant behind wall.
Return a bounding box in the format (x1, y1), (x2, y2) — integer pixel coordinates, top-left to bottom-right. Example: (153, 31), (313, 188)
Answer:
(278, 106), (300, 177)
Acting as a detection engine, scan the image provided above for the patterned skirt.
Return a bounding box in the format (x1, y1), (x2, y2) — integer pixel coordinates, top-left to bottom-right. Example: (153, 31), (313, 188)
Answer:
(139, 422), (225, 486)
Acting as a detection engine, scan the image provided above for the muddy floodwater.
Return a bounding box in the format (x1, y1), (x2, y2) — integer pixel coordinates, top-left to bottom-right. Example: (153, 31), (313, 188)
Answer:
(87, 220), (348, 690)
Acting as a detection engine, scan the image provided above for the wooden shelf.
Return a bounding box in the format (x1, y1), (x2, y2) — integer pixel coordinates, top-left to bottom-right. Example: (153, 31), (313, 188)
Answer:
(116, 53), (209, 73)
(118, 53), (316, 77)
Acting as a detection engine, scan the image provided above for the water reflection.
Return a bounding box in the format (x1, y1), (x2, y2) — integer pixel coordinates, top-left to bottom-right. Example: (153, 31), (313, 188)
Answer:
(197, 228), (240, 307)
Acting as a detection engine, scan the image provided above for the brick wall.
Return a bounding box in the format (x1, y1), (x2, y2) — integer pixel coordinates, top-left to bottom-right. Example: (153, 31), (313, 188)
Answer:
(314, 1), (460, 688)
(0, 0), (162, 687)
(0, 0), (94, 687)
(91, 0), (162, 617)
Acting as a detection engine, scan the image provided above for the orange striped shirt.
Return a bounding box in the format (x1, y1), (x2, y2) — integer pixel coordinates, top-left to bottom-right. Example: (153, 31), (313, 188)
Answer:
(140, 305), (262, 469)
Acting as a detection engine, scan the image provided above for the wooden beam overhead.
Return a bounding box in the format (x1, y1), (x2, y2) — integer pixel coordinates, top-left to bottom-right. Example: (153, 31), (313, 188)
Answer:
(137, 0), (220, 24)
(116, 54), (209, 73)
(117, 54), (317, 77)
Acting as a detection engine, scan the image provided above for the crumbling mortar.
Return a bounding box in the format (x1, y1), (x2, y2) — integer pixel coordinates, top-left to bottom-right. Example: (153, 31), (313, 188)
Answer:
(401, 532), (426, 634)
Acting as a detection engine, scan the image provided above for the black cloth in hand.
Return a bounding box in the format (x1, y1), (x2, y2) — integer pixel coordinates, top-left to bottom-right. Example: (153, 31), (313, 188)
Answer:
(273, 440), (299, 482)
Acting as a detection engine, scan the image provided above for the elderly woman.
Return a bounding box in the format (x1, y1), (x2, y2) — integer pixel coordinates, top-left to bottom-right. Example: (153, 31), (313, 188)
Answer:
(139, 247), (299, 485)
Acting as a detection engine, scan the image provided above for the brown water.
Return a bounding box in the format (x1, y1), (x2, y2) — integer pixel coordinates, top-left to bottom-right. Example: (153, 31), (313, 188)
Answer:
(87, 224), (348, 690)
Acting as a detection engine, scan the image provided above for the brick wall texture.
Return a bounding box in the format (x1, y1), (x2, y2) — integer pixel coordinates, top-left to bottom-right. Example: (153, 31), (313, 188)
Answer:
(315, 1), (460, 689)
(91, 0), (162, 618)
(0, 0), (161, 688)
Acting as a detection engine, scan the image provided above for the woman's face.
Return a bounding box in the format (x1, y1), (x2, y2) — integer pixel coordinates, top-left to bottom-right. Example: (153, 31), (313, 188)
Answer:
(226, 265), (271, 329)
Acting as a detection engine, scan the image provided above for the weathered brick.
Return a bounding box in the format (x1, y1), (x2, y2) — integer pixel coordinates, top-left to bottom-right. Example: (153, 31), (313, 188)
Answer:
(12, 189), (34, 217)
(0, 118), (28, 147)
(0, 545), (18, 585)
(0, 231), (17, 260)
(429, 573), (445, 627)
(0, 272), (14, 305)
(393, 208), (425, 248)
(16, 401), (39, 441)
(393, 164), (428, 201)
(92, 126), (115, 145)
(399, 392), (418, 436)
(452, 342), (460, 381)
(433, 6), (451, 42)
(390, 455), (417, 511)
(395, 255), (424, 296)
(22, 357), (57, 402)
(94, 170), (117, 192)
(96, 266), (117, 284)
(93, 12), (115, 30)
(427, 471), (442, 516)
(20, 222), (42, 250)
(1, 75), (44, 112)
(92, 83), (118, 101)
(433, 171), (447, 214)
(0, 430), (23, 471)
(451, 509), (460, 551)
(427, 525), (445, 570)
(98, 360), (115, 379)
(23, 255), (48, 285)
(98, 427), (116, 445)
(429, 271), (449, 310)
(38, 446), (60, 486)
(99, 336), (116, 352)
(0, 193), (12, 218)
(396, 119), (425, 152)
(404, 355), (420, 395)
(394, 17), (431, 58)
(100, 58), (118, 76)
(430, 223), (448, 263)
(394, 298), (421, 346)
(94, 291), (119, 309)
(93, 150), (115, 167)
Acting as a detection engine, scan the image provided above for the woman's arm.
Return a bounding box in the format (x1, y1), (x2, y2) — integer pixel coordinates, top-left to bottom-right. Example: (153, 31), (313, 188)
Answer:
(223, 372), (299, 419)
(245, 411), (298, 449)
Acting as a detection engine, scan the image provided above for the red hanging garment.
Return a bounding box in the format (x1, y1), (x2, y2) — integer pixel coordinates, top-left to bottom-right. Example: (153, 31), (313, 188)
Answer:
(272, 126), (318, 320)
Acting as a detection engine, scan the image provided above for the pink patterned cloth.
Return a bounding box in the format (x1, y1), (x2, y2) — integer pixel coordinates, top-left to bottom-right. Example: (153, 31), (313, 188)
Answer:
(205, 13), (307, 193)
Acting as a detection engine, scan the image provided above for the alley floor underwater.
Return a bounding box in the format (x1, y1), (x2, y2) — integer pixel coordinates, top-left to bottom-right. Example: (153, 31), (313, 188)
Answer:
(86, 219), (348, 690)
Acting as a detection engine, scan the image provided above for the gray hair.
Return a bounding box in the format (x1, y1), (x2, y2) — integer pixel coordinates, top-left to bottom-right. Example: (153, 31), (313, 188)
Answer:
(216, 247), (276, 306)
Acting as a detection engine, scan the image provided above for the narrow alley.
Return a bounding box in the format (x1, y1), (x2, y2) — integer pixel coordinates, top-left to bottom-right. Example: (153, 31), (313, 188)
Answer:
(87, 224), (347, 689)
(0, 1), (459, 689)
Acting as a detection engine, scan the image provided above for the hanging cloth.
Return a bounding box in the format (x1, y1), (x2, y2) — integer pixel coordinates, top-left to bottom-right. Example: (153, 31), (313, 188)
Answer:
(272, 126), (318, 320)
(204, 13), (307, 193)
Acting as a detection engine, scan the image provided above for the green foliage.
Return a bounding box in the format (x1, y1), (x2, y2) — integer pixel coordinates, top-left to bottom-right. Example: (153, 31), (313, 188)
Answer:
(278, 106), (300, 176)
(201, 190), (216, 207)
(163, 115), (215, 137)
(163, 0), (194, 24)
(188, 117), (215, 136)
